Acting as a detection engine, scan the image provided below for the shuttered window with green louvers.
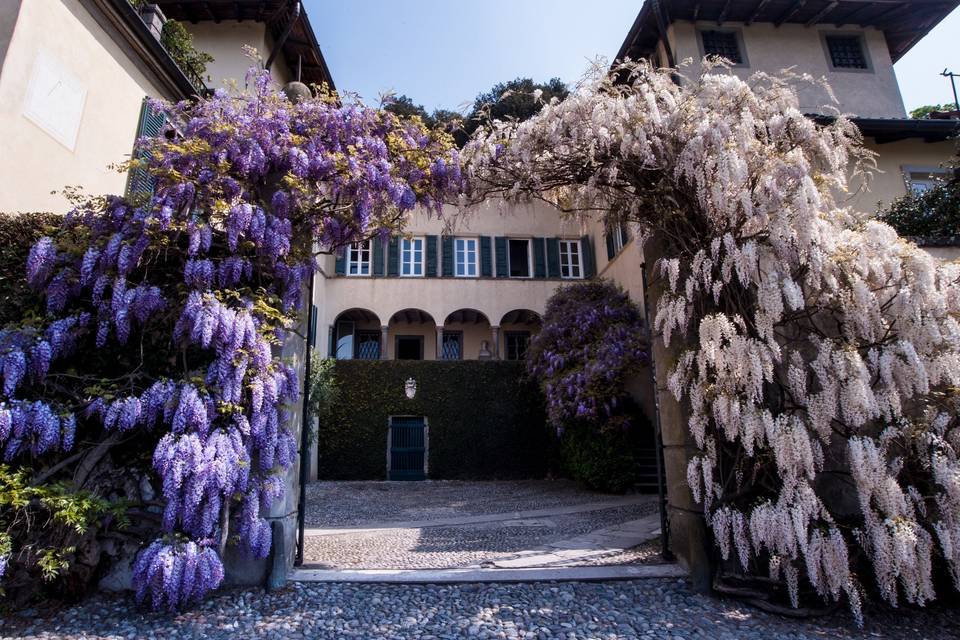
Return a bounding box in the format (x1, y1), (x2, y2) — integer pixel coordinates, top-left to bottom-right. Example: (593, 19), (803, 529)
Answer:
(126, 98), (166, 197)
(480, 236), (493, 277)
(388, 236), (400, 276)
(373, 237), (386, 276)
(532, 237), (547, 278)
(426, 235), (438, 277)
(495, 237), (509, 277)
(581, 235), (596, 278)
(442, 236), (455, 276)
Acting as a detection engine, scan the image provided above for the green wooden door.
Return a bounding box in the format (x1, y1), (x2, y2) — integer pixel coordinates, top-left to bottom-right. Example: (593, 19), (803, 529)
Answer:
(389, 417), (426, 481)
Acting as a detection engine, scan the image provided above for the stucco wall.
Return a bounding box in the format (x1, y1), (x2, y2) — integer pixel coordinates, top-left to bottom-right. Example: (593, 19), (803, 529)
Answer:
(666, 22), (906, 118)
(848, 138), (956, 213)
(0, 0), (172, 213)
(185, 21), (290, 89)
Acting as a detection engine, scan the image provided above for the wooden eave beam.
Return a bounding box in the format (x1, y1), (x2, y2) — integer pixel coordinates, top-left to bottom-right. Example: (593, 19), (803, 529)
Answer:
(717, 0), (734, 24)
(805, 1), (839, 25)
(746, 0), (775, 25)
(835, 1), (875, 25)
(776, 0), (809, 25)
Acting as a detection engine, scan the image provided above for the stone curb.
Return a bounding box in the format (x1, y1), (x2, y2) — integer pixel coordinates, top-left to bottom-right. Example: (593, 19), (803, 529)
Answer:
(288, 564), (687, 584)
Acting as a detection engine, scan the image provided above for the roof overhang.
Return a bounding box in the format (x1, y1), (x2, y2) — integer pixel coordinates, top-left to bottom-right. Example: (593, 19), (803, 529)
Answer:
(617, 0), (959, 64)
(812, 115), (960, 143)
(153, 0), (335, 89)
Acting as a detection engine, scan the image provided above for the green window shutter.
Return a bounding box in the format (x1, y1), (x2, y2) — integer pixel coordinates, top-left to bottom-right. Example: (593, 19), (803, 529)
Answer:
(605, 231), (616, 261)
(388, 237), (400, 276)
(426, 235), (438, 277)
(310, 304), (318, 347)
(441, 236), (454, 277)
(495, 237), (508, 278)
(581, 236), (596, 278)
(620, 222), (631, 243)
(480, 236), (492, 277)
(334, 249), (346, 275)
(533, 237), (547, 278)
(126, 97), (166, 197)
(546, 238), (561, 278)
(373, 237), (385, 276)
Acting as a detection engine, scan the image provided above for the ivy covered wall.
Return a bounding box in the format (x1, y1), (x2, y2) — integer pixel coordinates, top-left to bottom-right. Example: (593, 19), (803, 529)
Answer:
(319, 361), (553, 479)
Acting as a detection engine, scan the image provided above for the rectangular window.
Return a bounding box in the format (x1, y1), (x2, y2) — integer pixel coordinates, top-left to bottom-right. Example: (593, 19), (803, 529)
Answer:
(505, 332), (530, 361)
(559, 240), (582, 279)
(335, 321), (355, 359)
(347, 240), (372, 276)
(355, 331), (381, 360)
(508, 239), (531, 278)
(455, 238), (478, 277)
(395, 335), (424, 360)
(441, 331), (462, 360)
(700, 30), (742, 64)
(826, 35), (867, 69)
(401, 237), (425, 277)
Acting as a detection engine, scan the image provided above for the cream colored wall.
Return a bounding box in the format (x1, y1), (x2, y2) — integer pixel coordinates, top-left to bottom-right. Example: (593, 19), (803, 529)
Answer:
(666, 22), (906, 118)
(185, 21), (290, 90)
(847, 138), (956, 214)
(0, 0), (167, 213)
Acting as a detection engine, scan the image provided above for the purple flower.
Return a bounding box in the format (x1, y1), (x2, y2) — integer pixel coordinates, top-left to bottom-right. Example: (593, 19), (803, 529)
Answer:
(26, 237), (57, 289)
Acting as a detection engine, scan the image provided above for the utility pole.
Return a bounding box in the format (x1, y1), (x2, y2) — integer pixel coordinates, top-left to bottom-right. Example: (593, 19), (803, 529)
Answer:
(943, 69), (960, 112)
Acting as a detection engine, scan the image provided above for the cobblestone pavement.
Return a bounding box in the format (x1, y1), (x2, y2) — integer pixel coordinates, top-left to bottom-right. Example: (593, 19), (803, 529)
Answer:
(302, 481), (660, 569)
(4, 579), (958, 639)
(303, 480), (638, 527)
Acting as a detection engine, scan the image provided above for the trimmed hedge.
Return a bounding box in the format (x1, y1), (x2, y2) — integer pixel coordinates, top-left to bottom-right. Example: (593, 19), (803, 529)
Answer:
(318, 360), (553, 480)
(0, 212), (60, 326)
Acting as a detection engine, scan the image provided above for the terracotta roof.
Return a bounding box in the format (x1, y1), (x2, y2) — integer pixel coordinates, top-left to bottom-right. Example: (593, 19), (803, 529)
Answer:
(618, 0), (959, 64)
(152, 1), (335, 89)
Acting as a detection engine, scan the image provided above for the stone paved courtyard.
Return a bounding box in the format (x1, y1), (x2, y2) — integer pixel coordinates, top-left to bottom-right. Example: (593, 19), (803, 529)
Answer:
(302, 480), (662, 569)
(4, 579), (959, 639)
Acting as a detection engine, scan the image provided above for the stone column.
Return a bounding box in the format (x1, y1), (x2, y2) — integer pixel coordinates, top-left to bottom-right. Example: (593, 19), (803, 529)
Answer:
(380, 325), (389, 360)
(491, 326), (501, 360)
(642, 234), (712, 593)
(435, 326), (444, 360)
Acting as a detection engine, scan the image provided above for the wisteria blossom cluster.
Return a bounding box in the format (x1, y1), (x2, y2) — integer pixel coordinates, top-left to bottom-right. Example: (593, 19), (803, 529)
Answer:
(1, 67), (462, 608)
(526, 280), (646, 430)
(465, 60), (960, 621)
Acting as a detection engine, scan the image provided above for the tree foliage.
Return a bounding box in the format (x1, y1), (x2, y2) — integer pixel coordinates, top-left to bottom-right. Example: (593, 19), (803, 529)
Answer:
(910, 103), (958, 119)
(465, 60), (960, 623)
(0, 68), (461, 608)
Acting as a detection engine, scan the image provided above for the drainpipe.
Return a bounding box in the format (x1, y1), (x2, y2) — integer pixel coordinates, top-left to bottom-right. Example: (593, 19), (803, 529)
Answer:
(641, 263), (673, 562)
(295, 266), (316, 566)
(265, 0), (300, 72)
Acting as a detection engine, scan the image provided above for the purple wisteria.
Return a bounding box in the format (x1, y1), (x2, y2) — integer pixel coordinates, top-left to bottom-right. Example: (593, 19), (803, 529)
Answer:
(2, 66), (463, 608)
(527, 280), (647, 430)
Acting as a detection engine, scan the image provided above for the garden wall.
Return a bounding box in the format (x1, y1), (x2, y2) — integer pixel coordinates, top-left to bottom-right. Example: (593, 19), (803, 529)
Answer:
(319, 361), (552, 480)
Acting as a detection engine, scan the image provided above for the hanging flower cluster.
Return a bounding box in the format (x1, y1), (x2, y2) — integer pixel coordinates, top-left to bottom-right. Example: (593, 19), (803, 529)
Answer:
(1, 66), (462, 608)
(526, 279), (646, 430)
(465, 59), (960, 622)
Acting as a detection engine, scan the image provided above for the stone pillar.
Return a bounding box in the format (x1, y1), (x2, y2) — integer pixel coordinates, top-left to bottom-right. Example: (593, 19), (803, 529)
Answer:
(380, 325), (389, 360)
(435, 326), (444, 360)
(491, 326), (501, 360)
(642, 235), (712, 593)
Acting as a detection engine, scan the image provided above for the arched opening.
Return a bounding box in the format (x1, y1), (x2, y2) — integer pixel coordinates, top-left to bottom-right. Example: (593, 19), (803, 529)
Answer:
(498, 309), (542, 361)
(332, 308), (382, 360)
(388, 308), (437, 360)
(441, 308), (492, 360)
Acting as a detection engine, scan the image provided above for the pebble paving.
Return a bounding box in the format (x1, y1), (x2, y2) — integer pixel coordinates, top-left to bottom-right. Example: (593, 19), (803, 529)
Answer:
(3, 579), (958, 639)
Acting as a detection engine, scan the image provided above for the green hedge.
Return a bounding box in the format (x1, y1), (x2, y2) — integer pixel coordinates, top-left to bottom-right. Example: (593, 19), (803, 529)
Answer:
(0, 212), (60, 326)
(318, 360), (553, 479)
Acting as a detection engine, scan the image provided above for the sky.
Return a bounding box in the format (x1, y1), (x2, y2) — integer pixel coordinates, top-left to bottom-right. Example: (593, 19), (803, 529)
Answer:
(307, 1), (960, 115)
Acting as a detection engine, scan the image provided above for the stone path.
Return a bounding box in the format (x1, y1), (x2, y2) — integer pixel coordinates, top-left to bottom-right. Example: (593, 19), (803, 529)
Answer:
(6, 579), (959, 639)
(302, 480), (663, 570)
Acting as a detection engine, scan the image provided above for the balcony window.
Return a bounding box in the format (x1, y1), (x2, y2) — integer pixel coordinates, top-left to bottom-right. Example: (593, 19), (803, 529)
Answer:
(441, 331), (463, 360)
(355, 331), (381, 360)
(559, 240), (582, 279)
(347, 240), (372, 276)
(401, 237), (425, 277)
(825, 35), (868, 70)
(455, 238), (478, 277)
(700, 30), (743, 65)
(508, 239), (531, 278)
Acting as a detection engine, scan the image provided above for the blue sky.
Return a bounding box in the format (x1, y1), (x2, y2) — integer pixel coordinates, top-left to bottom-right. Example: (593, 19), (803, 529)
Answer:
(307, 1), (960, 114)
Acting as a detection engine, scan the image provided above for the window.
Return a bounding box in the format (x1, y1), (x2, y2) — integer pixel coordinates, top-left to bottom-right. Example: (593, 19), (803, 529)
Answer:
(508, 239), (531, 278)
(700, 30), (743, 65)
(559, 240), (582, 279)
(355, 331), (381, 360)
(401, 237), (425, 277)
(905, 168), (950, 197)
(335, 321), (355, 359)
(505, 332), (530, 361)
(455, 238), (478, 277)
(395, 336), (424, 360)
(440, 331), (462, 360)
(825, 35), (867, 70)
(347, 240), (372, 276)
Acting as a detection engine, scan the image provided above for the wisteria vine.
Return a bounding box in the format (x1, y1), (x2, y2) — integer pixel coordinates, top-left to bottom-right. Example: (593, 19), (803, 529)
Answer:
(0, 67), (462, 608)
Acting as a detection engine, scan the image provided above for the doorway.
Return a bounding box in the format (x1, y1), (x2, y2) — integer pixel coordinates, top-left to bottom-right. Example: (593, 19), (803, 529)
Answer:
(388, 416), (427, 481)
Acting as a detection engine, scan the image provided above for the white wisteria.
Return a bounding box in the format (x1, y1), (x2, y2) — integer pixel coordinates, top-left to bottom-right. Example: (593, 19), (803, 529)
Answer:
(464, 59), (960, 622)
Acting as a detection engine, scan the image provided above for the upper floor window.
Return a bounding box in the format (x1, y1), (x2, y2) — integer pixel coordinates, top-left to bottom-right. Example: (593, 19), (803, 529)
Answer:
(825, 35), (868, 70)
(508, 239), (532, 278)
(700, 30), (743, 65)
(559, 240), (582, 279)
(347, 240), (371, 276)
(455, 238), (478, 277)
(401, 237), (425, 277)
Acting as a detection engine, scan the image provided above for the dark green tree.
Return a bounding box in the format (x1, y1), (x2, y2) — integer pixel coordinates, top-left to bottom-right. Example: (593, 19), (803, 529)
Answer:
(909, 103), (956, 119)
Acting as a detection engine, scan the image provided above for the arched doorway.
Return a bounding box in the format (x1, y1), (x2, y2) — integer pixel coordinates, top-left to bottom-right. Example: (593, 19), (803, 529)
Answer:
(332, 308), (382, 360)
(498, 309), (542, 361)
(441, 308), (492, 360)
(388, 308), (437, 360)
